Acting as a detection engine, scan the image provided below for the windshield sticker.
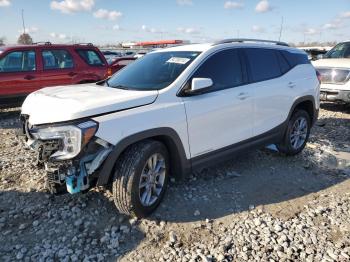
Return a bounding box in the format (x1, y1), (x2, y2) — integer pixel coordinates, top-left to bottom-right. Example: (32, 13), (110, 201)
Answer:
(166, 57), (190, 64)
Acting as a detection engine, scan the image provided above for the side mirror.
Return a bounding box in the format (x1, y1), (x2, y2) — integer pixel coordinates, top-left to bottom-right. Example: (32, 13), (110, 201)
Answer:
(190, 78), (213, 94)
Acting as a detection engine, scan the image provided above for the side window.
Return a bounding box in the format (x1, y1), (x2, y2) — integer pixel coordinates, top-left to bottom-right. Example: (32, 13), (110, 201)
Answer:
(245, 48), (281, 82)
(281, 51), (309, 67)
(76, 49), (104, 66)
(0, 51), (36, 72)
(192, 49), (243, 91)
(276, 51), (291, 74)
(42, 50), (73, 70)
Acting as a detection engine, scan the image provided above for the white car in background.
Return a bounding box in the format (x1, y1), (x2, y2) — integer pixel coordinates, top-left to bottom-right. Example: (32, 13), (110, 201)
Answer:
(313, 41), (350, 104)
(134, 51), (148, 59)
(20, 39), (320, 217)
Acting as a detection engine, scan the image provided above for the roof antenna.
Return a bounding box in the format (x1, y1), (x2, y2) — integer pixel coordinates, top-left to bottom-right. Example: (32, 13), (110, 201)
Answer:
(278, 16), (284, 41)
(21, 9), (26, 34)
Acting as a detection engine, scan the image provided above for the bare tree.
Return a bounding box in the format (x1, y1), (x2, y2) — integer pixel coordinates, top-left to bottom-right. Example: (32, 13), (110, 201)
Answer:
(17, 33), (33, 45)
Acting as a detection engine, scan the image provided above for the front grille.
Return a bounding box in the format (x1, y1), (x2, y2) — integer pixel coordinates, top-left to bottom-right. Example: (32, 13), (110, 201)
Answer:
(317, 68), (350, 85)
(325, 91), (339, 95)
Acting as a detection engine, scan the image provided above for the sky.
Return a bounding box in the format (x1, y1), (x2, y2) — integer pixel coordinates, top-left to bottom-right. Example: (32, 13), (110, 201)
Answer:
(0, 0), (349, 45)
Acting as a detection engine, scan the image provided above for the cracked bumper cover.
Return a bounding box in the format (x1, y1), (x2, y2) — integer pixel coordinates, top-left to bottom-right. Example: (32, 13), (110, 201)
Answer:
(29, 138), (113, 194)
(43, 145), (112, 194)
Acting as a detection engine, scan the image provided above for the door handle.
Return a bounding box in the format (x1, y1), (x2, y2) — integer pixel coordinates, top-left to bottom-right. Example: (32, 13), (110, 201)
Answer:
(237, 92), (250, 100)
(68, 72), (77, 77)
(288, 82), (296, 88)
(24, 75), (35, 80)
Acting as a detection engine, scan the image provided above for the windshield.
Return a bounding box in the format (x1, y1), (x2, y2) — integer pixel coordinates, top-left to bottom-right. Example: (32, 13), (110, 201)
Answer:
(106, 51), (200, 90)
(325, 42), (350, 59)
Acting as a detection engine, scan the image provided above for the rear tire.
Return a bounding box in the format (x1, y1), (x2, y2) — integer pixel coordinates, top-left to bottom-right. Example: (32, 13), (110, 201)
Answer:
(112, 140), (169, 218)
(277, 109), (311, 156)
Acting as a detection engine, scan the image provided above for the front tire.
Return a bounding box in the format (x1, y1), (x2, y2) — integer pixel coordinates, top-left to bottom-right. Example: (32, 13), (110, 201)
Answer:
(112, 140), (169, 218)
(277, 109), (311, 155)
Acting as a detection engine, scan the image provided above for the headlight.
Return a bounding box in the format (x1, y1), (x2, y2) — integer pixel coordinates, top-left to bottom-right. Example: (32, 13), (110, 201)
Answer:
(31, 121), (98, 160)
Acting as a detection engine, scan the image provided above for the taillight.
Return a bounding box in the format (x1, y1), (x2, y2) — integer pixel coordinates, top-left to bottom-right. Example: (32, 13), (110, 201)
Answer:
(316, 70), (322, 84)
(107, 68), (112, 77)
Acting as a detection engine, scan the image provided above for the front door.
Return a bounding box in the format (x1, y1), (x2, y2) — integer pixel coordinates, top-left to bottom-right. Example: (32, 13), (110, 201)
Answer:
(40, 49), (76, 88)
(181, 49), (254, 158)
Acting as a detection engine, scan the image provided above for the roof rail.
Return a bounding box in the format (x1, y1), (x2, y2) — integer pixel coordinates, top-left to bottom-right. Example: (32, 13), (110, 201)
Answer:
(74, 43), (94, 46)
(33, 41), (52, 45)
(213, 38), (289, 47)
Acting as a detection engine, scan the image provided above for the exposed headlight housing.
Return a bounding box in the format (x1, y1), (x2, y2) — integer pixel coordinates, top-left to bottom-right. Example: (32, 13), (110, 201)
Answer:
(31, 121), (98, 160)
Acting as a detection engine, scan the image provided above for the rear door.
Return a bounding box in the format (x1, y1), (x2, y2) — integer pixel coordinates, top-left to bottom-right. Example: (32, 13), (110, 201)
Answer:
(182, 48), (254, 158)
(75, 49), (108, 80)
(243, 48), (295, 136)
(0, 49), (41, 98)
(40, 48), (76, 87)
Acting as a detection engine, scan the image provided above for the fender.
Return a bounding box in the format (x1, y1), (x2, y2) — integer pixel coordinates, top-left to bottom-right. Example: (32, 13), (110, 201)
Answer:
(277, 95), (317, 136)
(287, 95), (318, 126)
(96, 127), (191, 186)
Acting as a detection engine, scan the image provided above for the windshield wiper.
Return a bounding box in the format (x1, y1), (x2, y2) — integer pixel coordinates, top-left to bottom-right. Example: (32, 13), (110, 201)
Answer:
(111, 85), (130, 90)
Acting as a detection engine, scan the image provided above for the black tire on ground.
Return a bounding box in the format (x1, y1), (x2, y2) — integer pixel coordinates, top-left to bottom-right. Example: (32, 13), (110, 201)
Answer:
(112, 140), (169, 218)
(277, 109), (311, 156)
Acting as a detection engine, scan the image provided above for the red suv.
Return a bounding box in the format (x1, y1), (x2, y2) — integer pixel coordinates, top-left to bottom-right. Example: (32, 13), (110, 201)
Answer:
(0, 43), (118, 107)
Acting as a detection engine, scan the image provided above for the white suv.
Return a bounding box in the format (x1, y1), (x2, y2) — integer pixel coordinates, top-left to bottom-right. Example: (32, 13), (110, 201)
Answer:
(20, 39), (320, 217)
(313, 41), (350, 103)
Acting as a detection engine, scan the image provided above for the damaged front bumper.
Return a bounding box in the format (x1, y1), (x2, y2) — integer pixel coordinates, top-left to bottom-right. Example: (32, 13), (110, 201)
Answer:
(43, 144), (112, 194)
(19, 116), (113, 194)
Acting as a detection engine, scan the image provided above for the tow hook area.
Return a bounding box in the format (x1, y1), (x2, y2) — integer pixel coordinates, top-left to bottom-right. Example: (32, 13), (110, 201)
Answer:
(65, 154), (95, 194)
(65, 148), (112, 194)
(45, 147), (112, 194)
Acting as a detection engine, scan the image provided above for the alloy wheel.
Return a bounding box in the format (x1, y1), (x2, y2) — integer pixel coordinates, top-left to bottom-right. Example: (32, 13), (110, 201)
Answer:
(290, 116), (308, 150)
(138, 153), (166, 207)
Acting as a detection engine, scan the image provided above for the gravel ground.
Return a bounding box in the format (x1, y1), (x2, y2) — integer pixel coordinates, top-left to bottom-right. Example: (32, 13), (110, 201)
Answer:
(0, 103), (349, 262)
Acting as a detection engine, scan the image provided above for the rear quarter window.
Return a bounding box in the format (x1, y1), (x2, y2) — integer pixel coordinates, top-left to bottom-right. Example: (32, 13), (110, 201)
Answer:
(281, 51), (309, 68)
(76, 49), (105, 66)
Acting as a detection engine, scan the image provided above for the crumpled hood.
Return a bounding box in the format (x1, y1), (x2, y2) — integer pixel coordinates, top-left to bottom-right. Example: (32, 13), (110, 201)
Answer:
(22, 84), (158, 125)
(312, 58), (350, 69)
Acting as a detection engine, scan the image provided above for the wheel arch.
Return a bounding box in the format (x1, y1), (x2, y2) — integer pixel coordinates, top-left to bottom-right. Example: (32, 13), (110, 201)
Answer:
(288, 95), (318, 126)
(96, 127), (191, 186)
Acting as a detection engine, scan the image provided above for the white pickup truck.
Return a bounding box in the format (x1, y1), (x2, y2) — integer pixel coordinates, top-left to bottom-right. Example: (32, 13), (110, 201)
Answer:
(313, 41), (350, 104)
